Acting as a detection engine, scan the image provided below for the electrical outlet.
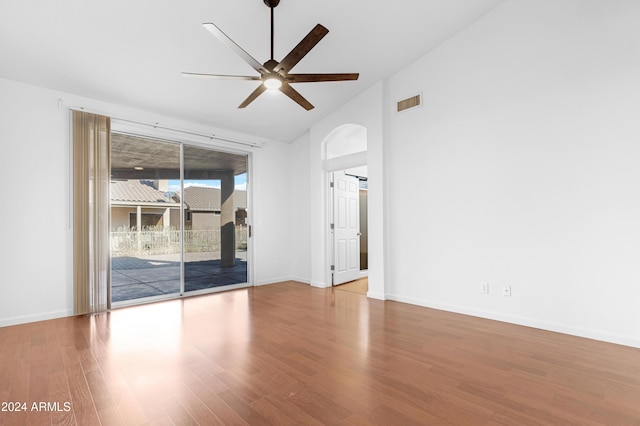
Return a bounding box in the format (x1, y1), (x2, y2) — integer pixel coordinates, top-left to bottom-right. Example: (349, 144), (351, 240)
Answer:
(502, 285), (511, 297)
(481, 283), (489, 294)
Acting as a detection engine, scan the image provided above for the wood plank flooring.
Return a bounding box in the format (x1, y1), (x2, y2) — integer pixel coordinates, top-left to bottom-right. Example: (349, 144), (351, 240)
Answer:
(334, 278), (368, 295)
(1, 281), (639, 425)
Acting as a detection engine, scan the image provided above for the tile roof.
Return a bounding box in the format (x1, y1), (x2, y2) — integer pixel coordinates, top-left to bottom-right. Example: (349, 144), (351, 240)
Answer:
(111, 180), (177, 204)
(181, 186), (219, 211)
(110, 181), (247, 210)
(178, 186), (247, 211)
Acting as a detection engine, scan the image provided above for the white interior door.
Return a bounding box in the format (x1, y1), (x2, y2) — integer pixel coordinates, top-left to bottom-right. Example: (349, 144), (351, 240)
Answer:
(332, 171), (360, 285)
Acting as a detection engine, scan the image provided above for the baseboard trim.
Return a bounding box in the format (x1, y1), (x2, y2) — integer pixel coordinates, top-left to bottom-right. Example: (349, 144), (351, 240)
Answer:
(366, 291), (386, 300)
(0, 309), (74, 328)
(387, 294), (640, 349)
(255, 276), (293, 286)
(288, 276), (311, 285)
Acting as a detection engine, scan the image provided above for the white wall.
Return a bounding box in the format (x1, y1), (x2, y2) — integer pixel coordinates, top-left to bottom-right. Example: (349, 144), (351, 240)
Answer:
(0, 79), (72, 326)
(385, 0), (640, 347)
(287, 132), (312, 283)
(0, 77), (294, 326)
(251, 137), (296, 285)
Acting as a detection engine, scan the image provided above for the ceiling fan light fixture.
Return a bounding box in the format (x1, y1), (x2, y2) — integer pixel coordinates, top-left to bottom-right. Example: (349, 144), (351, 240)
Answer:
(263, 76), (282, 90)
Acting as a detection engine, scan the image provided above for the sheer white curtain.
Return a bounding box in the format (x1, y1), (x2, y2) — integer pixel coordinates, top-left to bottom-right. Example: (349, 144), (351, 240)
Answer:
(73, 110), (110, 314)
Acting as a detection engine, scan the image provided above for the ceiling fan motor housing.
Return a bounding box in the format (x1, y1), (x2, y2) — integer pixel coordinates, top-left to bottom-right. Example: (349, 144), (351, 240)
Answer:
(264, 59), (280, 72)
(263, 0), (280, 8)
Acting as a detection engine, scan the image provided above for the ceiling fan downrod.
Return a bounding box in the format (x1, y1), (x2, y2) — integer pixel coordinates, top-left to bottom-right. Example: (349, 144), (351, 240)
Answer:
(264, 0), (280, 62)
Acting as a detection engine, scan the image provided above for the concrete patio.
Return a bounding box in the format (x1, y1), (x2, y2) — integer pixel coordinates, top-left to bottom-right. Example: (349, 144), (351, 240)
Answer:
(111, 251), (247, 303)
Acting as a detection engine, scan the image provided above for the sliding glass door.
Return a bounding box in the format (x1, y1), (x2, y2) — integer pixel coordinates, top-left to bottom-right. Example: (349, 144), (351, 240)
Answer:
(182, 145), (248, 292)
(109, 133), (249, 305)
(110, 135), (182, 303)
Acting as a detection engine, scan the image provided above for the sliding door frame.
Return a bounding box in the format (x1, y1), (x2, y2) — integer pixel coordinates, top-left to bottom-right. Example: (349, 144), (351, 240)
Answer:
(109, 120), (254, 308)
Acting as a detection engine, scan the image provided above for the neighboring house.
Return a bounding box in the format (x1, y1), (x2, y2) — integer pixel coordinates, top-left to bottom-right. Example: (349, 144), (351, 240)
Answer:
(110, 181), (247, 230)
(173, 186), (247, 230)
(110, 180), (179, 230)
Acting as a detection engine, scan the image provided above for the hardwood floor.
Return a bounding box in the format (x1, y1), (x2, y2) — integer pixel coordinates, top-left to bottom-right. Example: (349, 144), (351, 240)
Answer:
(1, 281), (639, 425)
(334, 278), (368, 295)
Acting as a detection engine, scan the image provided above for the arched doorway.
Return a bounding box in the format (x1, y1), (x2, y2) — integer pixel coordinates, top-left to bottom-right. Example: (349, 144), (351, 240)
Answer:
(323, 124), (368, 288)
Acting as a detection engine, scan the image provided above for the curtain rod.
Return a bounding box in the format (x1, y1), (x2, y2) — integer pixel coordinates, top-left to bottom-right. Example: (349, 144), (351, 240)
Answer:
(65, 103), (263, 148)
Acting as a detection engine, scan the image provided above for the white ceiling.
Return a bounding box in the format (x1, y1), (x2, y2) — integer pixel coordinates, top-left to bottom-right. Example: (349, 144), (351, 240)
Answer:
(0, 0), (505, 142)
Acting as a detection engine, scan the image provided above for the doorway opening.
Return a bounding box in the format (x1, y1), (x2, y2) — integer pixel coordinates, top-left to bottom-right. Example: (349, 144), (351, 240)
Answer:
(109, 132), (250, 306)
(324, 124), (368, 292)
(330, 169), (368, 288)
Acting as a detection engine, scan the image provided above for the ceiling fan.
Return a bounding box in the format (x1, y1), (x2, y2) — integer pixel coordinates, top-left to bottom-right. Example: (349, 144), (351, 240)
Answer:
(182, 0), (359, 111)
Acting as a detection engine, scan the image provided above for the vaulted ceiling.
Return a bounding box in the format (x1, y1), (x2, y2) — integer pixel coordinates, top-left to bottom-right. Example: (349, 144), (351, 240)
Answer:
(0, 0), (505, 142)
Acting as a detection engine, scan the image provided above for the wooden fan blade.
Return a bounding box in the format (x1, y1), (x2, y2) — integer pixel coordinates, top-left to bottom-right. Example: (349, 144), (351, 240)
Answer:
(182, 72), (261, 81)
(274, 24), (329, 74)
(203, 23), (268, 74)
(238, 84), (268, 108)
(287, 73), (359, 83)
(279, 83), (314, 110)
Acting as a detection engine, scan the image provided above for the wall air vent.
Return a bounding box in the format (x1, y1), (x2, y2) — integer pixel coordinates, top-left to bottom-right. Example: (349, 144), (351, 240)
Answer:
(397, 94), (422, 113)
